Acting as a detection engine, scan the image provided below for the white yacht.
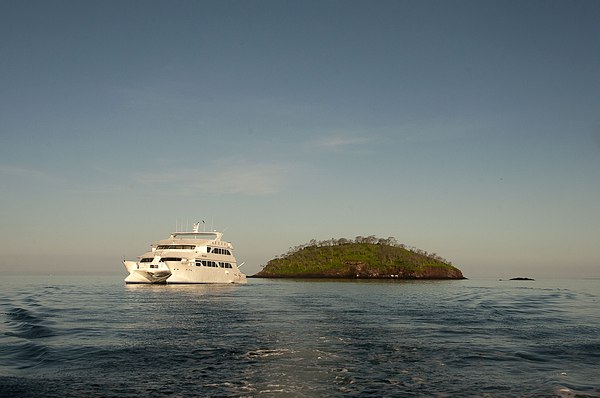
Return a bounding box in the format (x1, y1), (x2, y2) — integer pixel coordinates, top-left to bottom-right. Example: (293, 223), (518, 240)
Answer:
(123, 223), (247, 284)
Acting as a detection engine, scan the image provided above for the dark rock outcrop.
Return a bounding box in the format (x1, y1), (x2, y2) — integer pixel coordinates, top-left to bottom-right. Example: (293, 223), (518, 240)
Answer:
(509, 277), (535, 281)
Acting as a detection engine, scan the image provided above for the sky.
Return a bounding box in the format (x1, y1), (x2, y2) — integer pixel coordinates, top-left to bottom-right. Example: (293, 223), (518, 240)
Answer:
(1, 0), (599, 279)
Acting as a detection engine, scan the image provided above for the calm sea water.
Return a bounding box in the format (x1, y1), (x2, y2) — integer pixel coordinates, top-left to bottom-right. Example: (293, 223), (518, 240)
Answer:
(1, 276), (599, 397)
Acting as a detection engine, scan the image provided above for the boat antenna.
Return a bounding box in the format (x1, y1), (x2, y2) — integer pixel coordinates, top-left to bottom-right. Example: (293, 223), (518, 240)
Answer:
(202, 220), (206, 232)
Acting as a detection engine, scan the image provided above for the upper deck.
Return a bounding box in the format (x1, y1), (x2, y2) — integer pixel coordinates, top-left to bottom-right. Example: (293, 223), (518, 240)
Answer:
(152, 230), (232, 249)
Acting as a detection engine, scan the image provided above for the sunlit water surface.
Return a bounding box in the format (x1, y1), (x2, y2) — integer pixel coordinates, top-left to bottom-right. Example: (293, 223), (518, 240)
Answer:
(1, 276), (599, 397)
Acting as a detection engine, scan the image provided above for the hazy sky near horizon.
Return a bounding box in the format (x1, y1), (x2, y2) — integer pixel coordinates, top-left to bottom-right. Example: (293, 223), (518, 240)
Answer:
(1, 0), (599, 278)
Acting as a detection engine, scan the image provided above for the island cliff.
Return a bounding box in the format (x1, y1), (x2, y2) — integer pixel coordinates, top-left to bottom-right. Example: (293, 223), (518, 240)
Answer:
(252, 237), (465, 280)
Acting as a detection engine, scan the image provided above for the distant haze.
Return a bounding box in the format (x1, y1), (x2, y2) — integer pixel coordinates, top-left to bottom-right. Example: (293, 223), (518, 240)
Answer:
(1, 1), (599, 279)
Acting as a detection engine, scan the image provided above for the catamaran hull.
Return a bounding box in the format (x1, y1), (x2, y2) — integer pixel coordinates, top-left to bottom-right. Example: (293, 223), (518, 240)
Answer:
(123, 261), (171, 284)
(123, 260), (247, 284)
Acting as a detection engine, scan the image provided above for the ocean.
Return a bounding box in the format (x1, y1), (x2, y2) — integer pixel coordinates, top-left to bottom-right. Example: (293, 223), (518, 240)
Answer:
(1, 276), (599, 397)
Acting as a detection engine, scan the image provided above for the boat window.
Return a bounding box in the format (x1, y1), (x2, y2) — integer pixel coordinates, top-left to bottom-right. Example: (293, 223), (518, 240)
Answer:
(157, 245), (195, 250)
(197, 260), (219, 267)
(208, 247), (231, 255)
(140, 258), (153, 263)
(160, 257), (182, 262)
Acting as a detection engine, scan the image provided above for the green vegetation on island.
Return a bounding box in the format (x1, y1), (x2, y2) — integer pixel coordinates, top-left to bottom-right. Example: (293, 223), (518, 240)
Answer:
(253, 236), (465, 279)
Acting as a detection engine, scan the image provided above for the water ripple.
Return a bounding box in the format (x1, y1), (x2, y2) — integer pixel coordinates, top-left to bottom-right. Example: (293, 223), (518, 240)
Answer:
(0, 276), (599, 397)
(4, 307), (56, 339)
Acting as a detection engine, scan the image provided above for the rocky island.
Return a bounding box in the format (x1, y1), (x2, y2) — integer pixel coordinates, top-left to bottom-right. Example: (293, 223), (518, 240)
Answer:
(508, 277), (535, 281)
(252, 236), (465, 280)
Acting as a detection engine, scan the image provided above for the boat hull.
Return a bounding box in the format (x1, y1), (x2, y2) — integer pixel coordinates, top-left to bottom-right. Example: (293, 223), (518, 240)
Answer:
(123, 260), (247, 284)
(123, 261), (171, 284)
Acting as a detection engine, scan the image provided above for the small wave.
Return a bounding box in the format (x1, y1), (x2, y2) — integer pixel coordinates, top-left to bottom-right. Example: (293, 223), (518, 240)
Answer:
(0, 341), (51, 370)
(5, 324), (54, 340)
(6, 307), (38, 323)
(515, 350), (550, 362)
(244, 348), (293, 359)
(4, 307), (55, 339)
(544, 372), (600, 398)
(554, 385), (600, 398)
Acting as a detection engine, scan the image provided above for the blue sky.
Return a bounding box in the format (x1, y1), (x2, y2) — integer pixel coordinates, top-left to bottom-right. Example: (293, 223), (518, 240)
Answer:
(1, 0), (599, 278)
